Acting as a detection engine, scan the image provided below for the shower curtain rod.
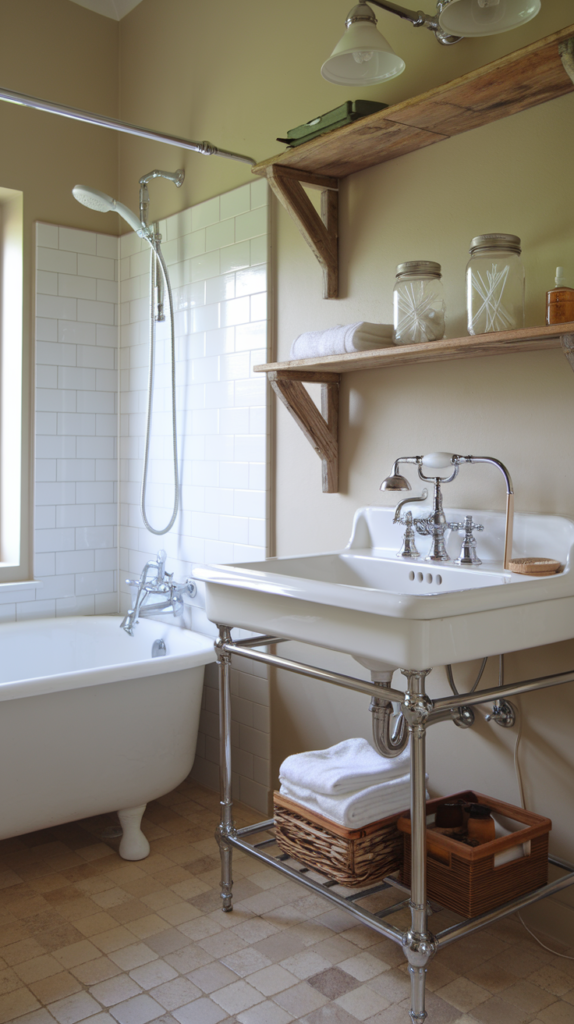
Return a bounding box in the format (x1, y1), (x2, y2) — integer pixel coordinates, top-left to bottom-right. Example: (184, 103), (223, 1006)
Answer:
(0, 85), (255, 166)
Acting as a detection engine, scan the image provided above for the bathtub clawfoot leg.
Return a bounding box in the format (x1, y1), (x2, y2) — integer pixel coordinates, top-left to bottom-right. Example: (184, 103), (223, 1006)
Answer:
(117, 804), (150, 861)
(216, 625), (235, 912)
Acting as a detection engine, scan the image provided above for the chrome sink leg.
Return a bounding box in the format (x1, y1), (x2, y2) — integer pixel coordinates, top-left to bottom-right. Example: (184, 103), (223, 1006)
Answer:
(401, 669), (437, 1023)
(215, 624), (235, 911)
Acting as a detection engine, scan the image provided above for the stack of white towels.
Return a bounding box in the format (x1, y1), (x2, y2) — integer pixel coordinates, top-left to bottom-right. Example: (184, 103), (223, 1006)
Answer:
(279, 737), (424, 830)
(290, 322), (394, 360)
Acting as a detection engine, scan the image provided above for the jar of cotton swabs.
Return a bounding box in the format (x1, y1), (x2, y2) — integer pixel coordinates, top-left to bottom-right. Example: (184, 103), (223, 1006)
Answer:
(392, 261), (446, 345)
(466, 233), (525, 336)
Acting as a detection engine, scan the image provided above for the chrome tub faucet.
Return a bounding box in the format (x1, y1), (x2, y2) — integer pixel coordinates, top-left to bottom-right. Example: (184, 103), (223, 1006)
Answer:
(120, 549), (197, 635)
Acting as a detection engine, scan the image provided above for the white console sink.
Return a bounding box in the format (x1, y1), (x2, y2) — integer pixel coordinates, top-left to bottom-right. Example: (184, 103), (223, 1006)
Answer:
(195, 507), (574, 669)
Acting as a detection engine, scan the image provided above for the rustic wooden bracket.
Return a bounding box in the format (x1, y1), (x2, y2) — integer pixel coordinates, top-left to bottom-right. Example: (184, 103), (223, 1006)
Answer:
(268, 370), (340, 492)
(265, 165), (339, 299)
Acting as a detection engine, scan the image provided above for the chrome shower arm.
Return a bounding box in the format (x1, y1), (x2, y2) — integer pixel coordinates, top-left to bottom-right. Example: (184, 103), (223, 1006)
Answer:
(0, 85), (255, 165)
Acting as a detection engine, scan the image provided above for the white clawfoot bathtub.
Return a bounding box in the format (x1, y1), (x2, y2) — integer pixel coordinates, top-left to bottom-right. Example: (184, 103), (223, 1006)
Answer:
(0, 615), (215, 860)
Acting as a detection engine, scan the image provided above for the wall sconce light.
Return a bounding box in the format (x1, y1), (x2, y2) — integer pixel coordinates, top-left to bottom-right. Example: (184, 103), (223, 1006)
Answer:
(321, 0), (541, 85)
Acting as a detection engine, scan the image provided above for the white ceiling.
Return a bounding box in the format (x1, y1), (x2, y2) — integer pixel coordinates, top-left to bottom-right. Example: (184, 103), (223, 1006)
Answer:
(68, 0), (143, 20)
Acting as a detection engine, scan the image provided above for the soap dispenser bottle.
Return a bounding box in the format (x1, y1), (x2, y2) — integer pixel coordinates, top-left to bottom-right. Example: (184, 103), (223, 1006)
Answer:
(546, 267), (574, 325)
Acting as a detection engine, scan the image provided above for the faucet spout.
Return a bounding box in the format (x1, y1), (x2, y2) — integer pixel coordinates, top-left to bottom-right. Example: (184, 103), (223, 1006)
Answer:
(120, 549), (167, 635)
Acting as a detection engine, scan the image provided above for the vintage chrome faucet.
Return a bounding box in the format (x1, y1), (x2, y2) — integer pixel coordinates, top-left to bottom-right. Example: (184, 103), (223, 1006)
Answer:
(381, 452), (514, 567)
(120, 549), (196, 635)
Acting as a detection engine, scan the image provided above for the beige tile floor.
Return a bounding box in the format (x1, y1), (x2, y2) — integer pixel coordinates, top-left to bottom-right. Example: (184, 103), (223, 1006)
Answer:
(0, 781), (572, 1024)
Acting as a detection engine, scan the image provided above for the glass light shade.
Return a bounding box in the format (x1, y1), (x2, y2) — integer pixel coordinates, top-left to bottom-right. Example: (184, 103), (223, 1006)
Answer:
(321, 20), (405, 85)
(437, 0), (540, 37)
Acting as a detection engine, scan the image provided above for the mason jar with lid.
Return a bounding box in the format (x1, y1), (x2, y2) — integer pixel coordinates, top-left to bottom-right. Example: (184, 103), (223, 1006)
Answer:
(466, 233), (525, 336)
(393, 261), (446, 345)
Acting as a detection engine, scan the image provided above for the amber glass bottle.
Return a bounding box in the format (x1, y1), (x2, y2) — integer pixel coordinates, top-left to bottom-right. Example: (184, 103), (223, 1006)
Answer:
(546, 267), (574, 325)
(467, 803), (496, 844)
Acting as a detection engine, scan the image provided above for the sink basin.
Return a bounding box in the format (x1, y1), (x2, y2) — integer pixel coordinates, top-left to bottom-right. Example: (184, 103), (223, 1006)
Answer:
(194, 506), (574, 669)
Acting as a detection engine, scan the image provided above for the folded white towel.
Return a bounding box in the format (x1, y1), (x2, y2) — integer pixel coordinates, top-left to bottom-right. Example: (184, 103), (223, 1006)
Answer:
(290, 322), (394, 360)
(279, 737), (410, 795)
(280, 774), (418, 829)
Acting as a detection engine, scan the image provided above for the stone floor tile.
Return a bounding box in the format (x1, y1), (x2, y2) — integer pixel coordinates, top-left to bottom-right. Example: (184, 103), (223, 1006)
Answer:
(273, 979), (330, 1017)
(128, 962), (178, 991)
(172, 995), (229, 1024)
(337, 953), (390, 983)
(108, 946), (158, 972)
(210, 978), (265, 1013)
(471, 993), (541, 1024)
(48, 989), (102, 1024)
(368, 968), (411, 1005)
(335, 983), (388, 1020)
(535, 1001), (574, 1024)
(501, 980), (559, 1014)
(308, 968), (361, 1000)
(529, 964), (574, 997)
(14, 954), (63, 985)
(198, 929), (249, 959)
(435, 977), (491, 1013)
(221, 946), (272, 978)
(236, 999), (296, 1023)
(29, 970), (82, 1004)
(464, 960), (519, 994)
(177, 917), (221, 942)
(107, 992), (163, 1024)
(148, 978), (201, 1011)
(252, 929), (307, 963)
(245, 963), (299, 997)
(187, 962), (238, 994)
(0, 985), (41, 1024)
(301, 1004), (359, 1024)
(89, 974), (142, 1007)
(279, 950), (334, 980)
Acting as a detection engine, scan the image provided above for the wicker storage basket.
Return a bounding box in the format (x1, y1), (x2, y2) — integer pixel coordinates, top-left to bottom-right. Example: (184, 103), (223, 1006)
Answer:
(273, 792), (404, 887)
(399, 790), (551, 919)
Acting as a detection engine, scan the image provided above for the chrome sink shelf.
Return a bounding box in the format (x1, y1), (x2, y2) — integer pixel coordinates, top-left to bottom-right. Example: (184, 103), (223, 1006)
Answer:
(212, 629), (574, 1024)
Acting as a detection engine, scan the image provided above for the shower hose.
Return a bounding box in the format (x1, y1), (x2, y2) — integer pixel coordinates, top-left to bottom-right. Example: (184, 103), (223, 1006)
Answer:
(140, 236), (179, 535)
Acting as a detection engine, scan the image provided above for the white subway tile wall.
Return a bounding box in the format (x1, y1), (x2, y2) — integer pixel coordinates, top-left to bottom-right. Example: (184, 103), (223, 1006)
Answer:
(31, 183), (271, 814)
(118, 179), (270, 814)
(29, 223), (119, 622)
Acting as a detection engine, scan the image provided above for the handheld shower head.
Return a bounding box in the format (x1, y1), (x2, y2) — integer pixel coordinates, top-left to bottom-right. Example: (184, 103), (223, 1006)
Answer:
(72, 184), (145, 236)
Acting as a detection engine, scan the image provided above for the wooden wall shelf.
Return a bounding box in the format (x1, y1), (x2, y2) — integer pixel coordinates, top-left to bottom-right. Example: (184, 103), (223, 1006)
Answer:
(253, 26), (574, 298)
(256, 324), (574, 493)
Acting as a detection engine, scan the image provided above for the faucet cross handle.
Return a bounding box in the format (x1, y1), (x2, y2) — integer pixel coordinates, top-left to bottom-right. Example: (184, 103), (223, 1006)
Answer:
(448, 515), (484, 566)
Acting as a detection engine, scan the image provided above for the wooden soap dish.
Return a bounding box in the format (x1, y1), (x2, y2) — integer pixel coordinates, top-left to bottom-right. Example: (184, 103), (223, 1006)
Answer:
(508, 557), (562, 576)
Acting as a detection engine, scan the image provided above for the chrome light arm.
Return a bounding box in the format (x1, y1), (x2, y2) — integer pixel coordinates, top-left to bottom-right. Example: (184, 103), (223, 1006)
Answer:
(367, 0), (462, 43)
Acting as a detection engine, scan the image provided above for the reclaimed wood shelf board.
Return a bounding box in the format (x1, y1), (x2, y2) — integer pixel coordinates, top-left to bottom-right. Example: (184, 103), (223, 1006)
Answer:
(253, 25), (574, 181)
(255, 322), (574, 376)
(253, 26), (574, 297)
(257, 323), (574, 493)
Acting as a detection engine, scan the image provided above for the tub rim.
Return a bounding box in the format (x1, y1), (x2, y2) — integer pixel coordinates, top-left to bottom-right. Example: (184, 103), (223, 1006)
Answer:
(0, 615), (216, 702)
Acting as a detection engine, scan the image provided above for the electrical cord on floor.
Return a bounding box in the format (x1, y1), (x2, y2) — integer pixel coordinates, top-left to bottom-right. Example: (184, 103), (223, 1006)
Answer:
(511, 695), (574, 960)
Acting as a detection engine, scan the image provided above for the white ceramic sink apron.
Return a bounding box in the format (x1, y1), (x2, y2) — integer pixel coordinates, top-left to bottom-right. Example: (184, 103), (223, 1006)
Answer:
(195, 506), (574, 669)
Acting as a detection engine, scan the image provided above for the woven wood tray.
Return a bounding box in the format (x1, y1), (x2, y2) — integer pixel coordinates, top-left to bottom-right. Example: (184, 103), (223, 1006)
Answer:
(273, 792), (404, 887)
(399, 790), (551, 918)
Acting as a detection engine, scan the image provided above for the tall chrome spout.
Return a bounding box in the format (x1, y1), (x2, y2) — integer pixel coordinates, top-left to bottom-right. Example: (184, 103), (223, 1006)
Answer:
(381, 452), (514, 567)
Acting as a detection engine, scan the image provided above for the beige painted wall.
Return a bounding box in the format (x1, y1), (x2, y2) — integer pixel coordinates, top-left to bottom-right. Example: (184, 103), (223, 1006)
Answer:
(115, 1), (574, 939)
(0, 0), (120, 577)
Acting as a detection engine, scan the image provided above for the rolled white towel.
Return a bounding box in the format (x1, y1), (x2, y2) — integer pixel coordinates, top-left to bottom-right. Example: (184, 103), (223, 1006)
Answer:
(290, 322), (394, 359)
(280, 774), (422, 829)
(279, 737), (410, 796)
